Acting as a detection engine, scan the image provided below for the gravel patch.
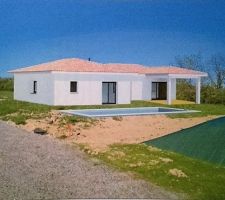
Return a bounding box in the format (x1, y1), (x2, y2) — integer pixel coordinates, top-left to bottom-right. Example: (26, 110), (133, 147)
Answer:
(0, 121), (178, 199)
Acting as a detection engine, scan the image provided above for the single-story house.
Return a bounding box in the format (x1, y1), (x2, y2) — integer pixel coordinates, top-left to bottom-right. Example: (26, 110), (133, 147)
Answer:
(9, 58), (207, 106)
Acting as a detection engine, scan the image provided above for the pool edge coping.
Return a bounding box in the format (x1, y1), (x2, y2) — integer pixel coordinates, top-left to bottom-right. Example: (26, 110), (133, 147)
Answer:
(60, 107), (200, 118)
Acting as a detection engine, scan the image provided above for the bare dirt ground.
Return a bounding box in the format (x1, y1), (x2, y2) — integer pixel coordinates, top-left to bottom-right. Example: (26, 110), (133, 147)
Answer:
(19, 111), (216, 151)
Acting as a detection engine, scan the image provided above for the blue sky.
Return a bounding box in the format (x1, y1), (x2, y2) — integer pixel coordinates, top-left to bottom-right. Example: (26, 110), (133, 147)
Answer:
(1, 0), (225, 76)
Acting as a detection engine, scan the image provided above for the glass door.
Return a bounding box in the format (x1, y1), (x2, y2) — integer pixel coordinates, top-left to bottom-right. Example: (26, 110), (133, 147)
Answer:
(152, 82), (167, 100)
(102, 82), (117, 104)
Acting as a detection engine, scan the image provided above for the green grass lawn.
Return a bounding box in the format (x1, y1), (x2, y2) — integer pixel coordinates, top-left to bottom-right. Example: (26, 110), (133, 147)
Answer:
(0, 90), (13, 99)
(167, 103), (225, 118)
(1, 91), (225, 125)
(0, 91), (51, 124)
(94, 144), (225, 200)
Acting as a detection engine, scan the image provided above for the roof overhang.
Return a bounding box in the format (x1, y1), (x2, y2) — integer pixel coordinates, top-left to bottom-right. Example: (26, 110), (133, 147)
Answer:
(8, 70), (52, 73)
(145, 73), (208, 79)
(168, 73), (208, 79)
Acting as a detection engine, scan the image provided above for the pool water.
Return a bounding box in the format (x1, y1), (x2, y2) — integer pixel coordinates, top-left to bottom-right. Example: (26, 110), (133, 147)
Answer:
(61, 107), (198, 118)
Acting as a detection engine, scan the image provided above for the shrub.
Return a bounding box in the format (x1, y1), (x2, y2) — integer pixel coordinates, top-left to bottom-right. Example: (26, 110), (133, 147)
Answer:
(176, 80), (195, 101)
(0, 78), (13, 91)
(176, 81), (225, 105)
(201, 86), (225, 104)
(60, 115), (97, 126)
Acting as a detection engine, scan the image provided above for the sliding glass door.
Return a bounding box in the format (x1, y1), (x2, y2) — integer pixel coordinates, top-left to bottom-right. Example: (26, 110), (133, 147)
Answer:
(152, 82), (167, 100)
(102, 82), (117, 104)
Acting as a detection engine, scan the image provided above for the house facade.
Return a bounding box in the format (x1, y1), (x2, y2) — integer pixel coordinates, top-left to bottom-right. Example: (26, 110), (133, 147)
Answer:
(10, 58), (207, 106)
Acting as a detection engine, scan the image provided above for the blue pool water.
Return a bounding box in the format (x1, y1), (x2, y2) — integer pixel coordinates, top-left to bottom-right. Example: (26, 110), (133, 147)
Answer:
(61, 107), (198, 118)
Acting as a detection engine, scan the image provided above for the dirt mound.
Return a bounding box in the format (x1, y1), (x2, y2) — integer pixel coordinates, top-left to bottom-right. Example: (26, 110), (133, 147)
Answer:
(20, 111), (215, 151)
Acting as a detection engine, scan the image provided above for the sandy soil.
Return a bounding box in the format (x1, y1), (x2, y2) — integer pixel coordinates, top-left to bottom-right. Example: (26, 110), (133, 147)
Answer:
(70, 115), (216, 150)
(19, 111), (216, 151)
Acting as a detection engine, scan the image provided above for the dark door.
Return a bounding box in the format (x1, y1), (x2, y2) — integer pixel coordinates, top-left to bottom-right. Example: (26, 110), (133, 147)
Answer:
(158, 82), (167, 99)
(102, 82), (117, 104)
(152, 82), (167, 100)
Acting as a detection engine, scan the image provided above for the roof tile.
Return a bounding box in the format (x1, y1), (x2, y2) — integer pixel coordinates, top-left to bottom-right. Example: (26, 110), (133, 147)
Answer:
(9, 58), (207, 76)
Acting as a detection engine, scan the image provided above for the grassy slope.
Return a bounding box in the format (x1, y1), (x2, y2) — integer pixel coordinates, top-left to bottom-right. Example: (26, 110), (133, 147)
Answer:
(0, 90), (13, 99)
(168, 103), (225, 118)
(95, 144), (225, 200)
(1, 91), (225, 123)
(0, 91), (51, 124)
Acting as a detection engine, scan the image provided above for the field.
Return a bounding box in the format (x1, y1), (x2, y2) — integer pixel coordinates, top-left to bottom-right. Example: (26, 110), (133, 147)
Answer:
(93, 144), (225, 200)
(1, 90), (225, 199)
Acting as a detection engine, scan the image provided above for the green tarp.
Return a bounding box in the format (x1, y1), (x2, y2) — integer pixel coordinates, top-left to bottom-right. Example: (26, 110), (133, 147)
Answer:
(145, 117), (225, 165)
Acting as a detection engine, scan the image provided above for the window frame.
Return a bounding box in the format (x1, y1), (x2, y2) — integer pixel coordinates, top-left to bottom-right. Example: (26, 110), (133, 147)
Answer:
(32, 81), (37, 94)
(70, 81), (78, 93)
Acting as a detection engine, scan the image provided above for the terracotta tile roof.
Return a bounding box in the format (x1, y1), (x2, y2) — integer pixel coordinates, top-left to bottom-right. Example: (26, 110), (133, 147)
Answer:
(9, 58), (207, 76)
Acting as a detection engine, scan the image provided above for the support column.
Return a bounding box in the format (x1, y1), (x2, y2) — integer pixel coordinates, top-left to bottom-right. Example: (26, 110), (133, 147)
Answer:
(167, 77), (172, 105)
(149, 81), (152, 101)
(196, 77), (201, 104)
(171, 78), (176, 100)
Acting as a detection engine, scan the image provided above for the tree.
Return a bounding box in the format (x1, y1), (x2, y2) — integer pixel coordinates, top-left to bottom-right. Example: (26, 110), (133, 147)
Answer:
(173, 53), (208, 85)
(207, 54), (225, 89)
(174, 53), (203, 71)
(173, 53), (208, 101)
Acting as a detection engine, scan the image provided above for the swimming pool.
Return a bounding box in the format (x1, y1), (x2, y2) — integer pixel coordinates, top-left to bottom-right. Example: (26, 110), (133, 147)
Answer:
(61, 107), (199, 118)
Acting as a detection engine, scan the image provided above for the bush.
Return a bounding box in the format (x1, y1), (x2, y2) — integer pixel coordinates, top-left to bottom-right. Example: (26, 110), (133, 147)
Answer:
(176, 81), (225, 105)
(0, 78), (13, 91)
(176, 80), (195, 101)
(201, 86), (225, 104)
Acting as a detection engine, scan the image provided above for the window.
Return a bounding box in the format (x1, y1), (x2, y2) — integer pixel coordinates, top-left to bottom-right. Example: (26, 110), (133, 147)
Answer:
(70, 81), (77, 93)
(33, 81), (37, 94)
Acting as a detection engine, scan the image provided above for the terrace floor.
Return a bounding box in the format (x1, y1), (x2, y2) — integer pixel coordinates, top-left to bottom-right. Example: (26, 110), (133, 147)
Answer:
(150, 99), (195, 105)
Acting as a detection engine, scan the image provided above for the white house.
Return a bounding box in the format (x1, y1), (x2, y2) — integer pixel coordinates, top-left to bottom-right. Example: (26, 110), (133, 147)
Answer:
(9, 58), (207, 106)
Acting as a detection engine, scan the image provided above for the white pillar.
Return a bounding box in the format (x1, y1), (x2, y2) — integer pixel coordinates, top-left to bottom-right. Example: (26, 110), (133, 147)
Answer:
(171, 79), (176, 100)
(196, 77), (201, 104)
(149, 81), (152, 101)
(167, 77), (172, 105)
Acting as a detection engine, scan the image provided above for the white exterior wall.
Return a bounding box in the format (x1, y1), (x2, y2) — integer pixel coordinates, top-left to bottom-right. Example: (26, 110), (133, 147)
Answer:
(13, 71), (202, 106)
(52, 72), (146, 106)
(145, 75), (177, 101)
(131, 81), (143, 100)
(14, 72), (54, 105)
(142, 78), (152, 100)
(54, 80), (101, 105)
(117, 81), (131, 104)
(130, 76), (151, 101)
(131, 75), (174, 101)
